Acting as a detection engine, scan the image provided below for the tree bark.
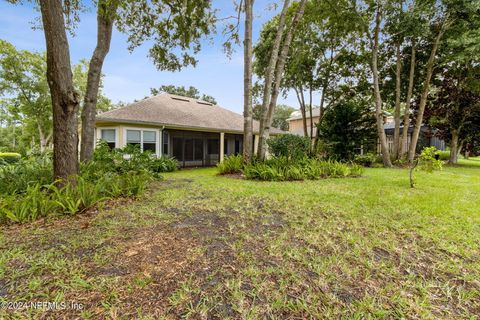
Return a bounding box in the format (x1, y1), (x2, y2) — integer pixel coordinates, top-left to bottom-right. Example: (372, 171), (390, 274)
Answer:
(308, 84), (313, 142)
(257, 0), (307, 160)
(294, 86), (308, 137)
(407, 27), (445, 163)
(449, 129), (459, 164)
(399, 42), (416, 158)
(37, 120), (47, 152)
(40, 0), (80, 183)
(393, 40), (402, 160)
(243, 0), (254, 163)
(257, 0), (290, 160)
(80, 2), (116, 162)
(371, 5), (392, 167)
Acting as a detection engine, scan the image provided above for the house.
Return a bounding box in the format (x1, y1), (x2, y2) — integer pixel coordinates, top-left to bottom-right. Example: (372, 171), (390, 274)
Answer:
(95, 93), (283, 167)
(287, 108), (445, 153)
(383, 121), (445, 153)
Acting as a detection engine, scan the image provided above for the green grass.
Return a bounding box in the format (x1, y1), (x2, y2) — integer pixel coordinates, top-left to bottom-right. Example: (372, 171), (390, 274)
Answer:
(1, 158), (479, 318)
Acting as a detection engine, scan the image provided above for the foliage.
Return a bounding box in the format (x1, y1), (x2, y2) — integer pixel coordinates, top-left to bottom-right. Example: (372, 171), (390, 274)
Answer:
(437, 150), (450, 161)
(217, 154), (243, 175)
(409, 146), (443, 188)
(150, 85), (217, 105)
(0, 152), (21, 165)
(0, 40), (111, 152)
(353, 153), (379, 167)
(267, 134), (311, 160)
(318, 97), (377, 160)
(244, 157), (363, 181)
(252, 104), (295, 131)
(0, 142), (174, 224)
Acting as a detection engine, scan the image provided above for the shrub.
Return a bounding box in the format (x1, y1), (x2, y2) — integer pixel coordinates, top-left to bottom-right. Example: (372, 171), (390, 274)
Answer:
(267, 134), (311, 160)
(149, 156), (178, 173)
(354, 153), (377, 167)
(243, 157), (362, 181)
(0, 152), (21, 165)
(217, 154), (243, 174)
(437, 150), (450, 161)
(0, 155), (53, 194)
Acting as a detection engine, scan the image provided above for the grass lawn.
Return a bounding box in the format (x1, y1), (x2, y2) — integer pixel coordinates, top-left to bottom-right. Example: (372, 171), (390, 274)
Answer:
(1, 158), (479, 319)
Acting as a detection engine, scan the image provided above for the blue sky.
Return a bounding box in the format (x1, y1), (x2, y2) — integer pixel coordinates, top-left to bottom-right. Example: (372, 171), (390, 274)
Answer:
(0, 1), (300, 113)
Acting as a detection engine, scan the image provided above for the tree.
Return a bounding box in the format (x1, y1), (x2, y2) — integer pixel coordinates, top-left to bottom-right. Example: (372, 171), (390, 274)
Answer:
(0, 41), (111, 153)
(253, 104), (294, 131)
(78, 0), (216, 162)
(256, 0), (307, 160)
(243, 0), (254, 164)
(0, 40), (52, 152)
(150, 85), (217, 105)
(10, 0), (217, 181)
(318, 92), (377, 160)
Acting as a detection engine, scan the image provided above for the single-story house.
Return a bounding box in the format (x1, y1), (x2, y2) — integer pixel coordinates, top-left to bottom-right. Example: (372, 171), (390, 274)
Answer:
(95, 93), (283, 167)
(383, 122), (445, 153)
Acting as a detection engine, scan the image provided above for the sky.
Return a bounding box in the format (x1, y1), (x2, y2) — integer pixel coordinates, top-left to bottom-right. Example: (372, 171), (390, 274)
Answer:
(0, 1), (301, 114)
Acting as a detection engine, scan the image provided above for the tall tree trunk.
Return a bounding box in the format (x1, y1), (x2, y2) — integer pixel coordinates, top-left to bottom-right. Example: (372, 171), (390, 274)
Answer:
(40, 0), (80, 183)
(408, 27), (445, 163)
(371, 5), (392, 167)
(294, 86), (308, 137)
(449, 129), (459, 164)
(37, 120), (47, 152)
(80, 2), (116, 162)
(257, 0), (307, 160)
(243, 0), (254, 163)
(393, 40), (402, 160)
(257, 0), (290, 159)
(308, 84), (313, 140)
(399, 42), (416, 158)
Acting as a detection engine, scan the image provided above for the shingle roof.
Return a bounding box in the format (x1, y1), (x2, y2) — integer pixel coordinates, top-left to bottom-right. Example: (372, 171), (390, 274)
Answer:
(96, 93), (284, 134)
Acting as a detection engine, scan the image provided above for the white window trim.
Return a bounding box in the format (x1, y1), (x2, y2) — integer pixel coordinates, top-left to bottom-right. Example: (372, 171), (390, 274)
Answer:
(123, 127), (161, 157)
(97, 127), (119, 149)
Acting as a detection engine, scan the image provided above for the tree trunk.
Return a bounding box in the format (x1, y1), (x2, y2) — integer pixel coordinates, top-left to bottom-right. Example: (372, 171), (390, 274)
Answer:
(308, 84), (313, 141)
(243, 0), (254, 163)
(257, 0), (307, 160)
(399, 42), (416, 158)
(40, 0), (80, 183)
(80, 2), (116, 162)
(37, 120), (47, 152)
(371, 5), (392, 167)
(449, 129), (459, 164)
(407, 27), (445, 163)
(393, 40), (402, 160)
(294, 86), (308, 138)
(257, 0), (290, 160)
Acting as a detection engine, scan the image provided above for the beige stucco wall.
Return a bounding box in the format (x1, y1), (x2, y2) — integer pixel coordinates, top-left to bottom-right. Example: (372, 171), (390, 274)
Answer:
(288, 116), (320, 137)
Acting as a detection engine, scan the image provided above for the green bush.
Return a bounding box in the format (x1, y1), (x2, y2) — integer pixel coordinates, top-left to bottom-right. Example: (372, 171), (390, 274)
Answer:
(0, 152), (21, 165)
(217, 154), (243, 174)
(353, 153), (377, 167)
(243, 157), (362, 181)
(267, 134), (311, 160)
(0, 142), (162, 224)
(0, 155), (53, 194)
(437, 150), (450, 161)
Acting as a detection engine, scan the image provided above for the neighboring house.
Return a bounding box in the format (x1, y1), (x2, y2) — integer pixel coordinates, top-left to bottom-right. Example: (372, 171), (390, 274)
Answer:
(95, 93), (283, 167)
(287, 108), (391, 139)
(287, 108), (322, 138)
(287, 108), (445, 153)
(383, 121), (445, 153)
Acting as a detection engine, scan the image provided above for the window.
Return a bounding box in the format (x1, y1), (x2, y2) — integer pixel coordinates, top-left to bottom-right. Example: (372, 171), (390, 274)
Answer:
(172, 137), (183, 160)
(194, 139), (203, 161)
(163, 131), (169, 155)
(207, 139), (219, 154)
(143, 131), (156, 153)
(235, 139), (240, 155)
(101, 129), (116, 149)
(184, 139), (193, 161)
(126, 129), (157, 154)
